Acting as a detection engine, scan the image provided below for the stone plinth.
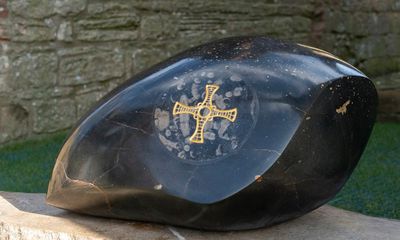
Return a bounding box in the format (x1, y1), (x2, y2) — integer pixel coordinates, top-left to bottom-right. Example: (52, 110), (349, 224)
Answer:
(0, 192), (399, 240)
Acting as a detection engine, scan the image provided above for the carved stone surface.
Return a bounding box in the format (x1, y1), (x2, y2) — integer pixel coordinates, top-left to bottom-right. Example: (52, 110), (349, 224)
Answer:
(47, 37), (378, 230)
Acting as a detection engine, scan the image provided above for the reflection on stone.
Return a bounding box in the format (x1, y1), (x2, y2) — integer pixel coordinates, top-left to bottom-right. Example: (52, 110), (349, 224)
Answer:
(47, 36), (378, 230)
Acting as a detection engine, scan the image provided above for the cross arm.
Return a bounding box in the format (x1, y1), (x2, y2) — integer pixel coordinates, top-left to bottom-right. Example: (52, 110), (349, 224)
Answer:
(211, 108), (238, 122)
(202, 85), (220, 106)
(173, 102), (198, 116)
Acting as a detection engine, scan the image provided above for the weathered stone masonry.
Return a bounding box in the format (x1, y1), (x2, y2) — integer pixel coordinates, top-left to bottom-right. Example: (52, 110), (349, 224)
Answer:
(0, 0), (399, 144)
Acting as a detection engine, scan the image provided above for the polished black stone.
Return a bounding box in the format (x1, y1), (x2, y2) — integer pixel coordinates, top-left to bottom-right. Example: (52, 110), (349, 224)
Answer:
(47, 36), (378, 230)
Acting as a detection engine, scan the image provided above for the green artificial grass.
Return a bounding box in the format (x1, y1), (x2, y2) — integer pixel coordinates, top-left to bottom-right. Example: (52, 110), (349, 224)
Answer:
(0, 123), (399, 219)
(329, 122), (400, 219)
(0, 132), (67, 193)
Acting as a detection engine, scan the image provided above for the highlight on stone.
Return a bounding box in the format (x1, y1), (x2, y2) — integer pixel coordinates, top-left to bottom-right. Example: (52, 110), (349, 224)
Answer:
(46, 36), (378, 231)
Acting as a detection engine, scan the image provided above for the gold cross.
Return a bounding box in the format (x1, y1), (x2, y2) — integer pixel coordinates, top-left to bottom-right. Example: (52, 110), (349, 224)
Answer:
(173, 84), (238, 144)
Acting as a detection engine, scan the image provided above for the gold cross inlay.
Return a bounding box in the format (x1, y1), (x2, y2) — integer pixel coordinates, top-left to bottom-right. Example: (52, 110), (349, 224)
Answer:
(173, 84), (238, 144)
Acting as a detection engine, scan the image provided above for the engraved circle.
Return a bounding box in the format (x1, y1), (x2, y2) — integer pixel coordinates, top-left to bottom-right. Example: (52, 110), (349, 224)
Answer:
(154, 70), (259, 164)
(199, 107), (211, 118)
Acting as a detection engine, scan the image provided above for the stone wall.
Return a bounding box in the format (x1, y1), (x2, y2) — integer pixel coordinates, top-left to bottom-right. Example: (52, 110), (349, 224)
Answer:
(0, 0), (399, 144)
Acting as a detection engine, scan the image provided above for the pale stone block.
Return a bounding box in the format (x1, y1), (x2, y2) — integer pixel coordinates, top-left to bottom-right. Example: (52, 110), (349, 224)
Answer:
(0, 192), (399, 240)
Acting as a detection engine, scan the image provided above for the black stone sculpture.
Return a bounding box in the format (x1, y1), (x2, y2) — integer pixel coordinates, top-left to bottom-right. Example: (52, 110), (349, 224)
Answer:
(47, 36), (377, 230)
